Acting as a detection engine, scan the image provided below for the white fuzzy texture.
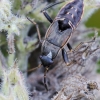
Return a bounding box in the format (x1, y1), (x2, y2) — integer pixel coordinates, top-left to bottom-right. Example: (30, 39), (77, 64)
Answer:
(7, 33), (15, 54)
(0, 0), (27, 35)
(0, 0), (27, 53)
(1, 60), (29, 100)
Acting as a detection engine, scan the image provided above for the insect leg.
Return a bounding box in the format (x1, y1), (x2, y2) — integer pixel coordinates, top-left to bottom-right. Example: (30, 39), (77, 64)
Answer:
(44, 67), (49, 91)
(42, 11), (53, 23)
(53, 43), (72, 59)
(41, 1), (65, 23)
(27, 64), (42, 72)
(26, 17), (42, 43)
(67, 43), (72, 51)
(62, 48), (70, 66)
(41, 1), (65, 12)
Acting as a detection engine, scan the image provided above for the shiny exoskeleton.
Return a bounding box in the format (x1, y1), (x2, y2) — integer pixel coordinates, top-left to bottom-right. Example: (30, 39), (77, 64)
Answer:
(41, 0), (84, 66)
(27, 0), (84, 91)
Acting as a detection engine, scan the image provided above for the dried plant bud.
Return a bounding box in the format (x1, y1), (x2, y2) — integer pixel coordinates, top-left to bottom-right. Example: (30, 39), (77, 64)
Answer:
(1, 59), (29, 100)
(7, 33), (15, 54)
(52, 74), (99, 100)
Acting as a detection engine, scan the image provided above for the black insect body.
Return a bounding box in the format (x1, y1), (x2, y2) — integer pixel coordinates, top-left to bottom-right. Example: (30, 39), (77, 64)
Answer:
(41, 0), (84, 63)
(27, 0), (84, 91)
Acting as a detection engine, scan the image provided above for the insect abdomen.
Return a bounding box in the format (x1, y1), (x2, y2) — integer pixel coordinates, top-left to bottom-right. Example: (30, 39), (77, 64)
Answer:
(56, 0), (84, 27)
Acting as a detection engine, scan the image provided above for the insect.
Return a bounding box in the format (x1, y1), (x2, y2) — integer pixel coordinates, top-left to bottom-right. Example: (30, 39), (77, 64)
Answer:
(27, 0), (84, 91)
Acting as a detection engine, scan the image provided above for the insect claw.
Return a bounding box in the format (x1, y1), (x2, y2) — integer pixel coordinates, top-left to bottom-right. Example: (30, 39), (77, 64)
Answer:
(66, 62), (70, 66)
(45, 84), (48, 91)
(70, 49), (73, 52)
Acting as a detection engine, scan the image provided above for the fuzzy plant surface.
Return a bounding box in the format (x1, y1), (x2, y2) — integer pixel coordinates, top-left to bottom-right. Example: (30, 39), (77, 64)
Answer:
(0, 0), (100, 100)
(0, 59), (29, 100)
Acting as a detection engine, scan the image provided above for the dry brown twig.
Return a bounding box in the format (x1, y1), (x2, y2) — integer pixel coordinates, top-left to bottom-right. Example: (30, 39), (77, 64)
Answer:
(63, 34), (100, 73)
